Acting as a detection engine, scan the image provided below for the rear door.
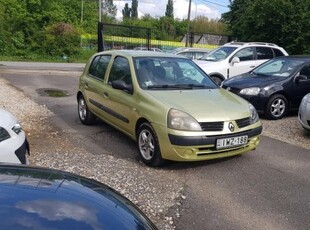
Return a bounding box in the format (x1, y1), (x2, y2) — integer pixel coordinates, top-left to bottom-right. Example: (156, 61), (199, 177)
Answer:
(82, 55), (112, 116)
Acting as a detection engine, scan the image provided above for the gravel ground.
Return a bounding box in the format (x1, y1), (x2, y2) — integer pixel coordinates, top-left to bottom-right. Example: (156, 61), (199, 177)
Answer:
(0, 77), (309, 229)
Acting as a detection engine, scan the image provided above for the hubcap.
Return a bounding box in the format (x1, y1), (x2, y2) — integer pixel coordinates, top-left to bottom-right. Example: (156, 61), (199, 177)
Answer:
(138, 129), (154, 160)
(78, 98), (87, 120)
(271, 98), (285, 117)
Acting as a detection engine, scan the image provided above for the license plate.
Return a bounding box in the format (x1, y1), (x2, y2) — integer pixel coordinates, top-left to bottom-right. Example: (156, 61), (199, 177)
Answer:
(216, 135), (248, 149)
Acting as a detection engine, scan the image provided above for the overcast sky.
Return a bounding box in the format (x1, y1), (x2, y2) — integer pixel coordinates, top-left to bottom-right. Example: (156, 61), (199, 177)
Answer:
(114, 0), (230, 20)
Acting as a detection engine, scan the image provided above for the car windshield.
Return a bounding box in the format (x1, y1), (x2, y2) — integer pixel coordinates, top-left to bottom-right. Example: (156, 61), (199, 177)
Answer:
(134, 57), (217, 90)
(198, 46), (238, 61)
(252, 58), (305, 77)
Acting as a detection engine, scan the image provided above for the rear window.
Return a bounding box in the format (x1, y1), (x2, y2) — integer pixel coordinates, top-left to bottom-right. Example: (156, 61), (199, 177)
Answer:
(273, 48), (286, 57)
(256, 47), (274, 60)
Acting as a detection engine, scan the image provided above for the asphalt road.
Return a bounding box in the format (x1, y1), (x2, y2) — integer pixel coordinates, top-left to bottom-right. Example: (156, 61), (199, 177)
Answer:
(1, 61), (309, 230)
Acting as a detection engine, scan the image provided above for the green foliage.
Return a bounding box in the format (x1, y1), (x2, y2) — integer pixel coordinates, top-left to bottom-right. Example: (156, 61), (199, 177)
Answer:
(41, 22), (80, 57)
(165, 0), (174, 18)
(222, 0), (310, 54)
(131, 0), (138, 19)
(122, 3), (131, 20)
(191, 16), (228, 35)
(102, 0), (117, 19)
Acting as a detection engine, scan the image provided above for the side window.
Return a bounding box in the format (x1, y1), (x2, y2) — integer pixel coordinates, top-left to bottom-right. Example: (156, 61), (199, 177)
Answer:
(273, 48), (286, 57)
(300, 64), (310, 80)
(256, 47), (274, 60)
(109, 56), (132, 85)
(234, 47), (254, 61)
(88, 55), (111, 80)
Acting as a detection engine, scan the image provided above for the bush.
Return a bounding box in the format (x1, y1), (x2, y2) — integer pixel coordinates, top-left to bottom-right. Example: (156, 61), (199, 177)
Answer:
(41, 22), (81, 58)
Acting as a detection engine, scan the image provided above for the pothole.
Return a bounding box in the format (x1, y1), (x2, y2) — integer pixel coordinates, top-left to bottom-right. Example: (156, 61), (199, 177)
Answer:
(37, 88), (69, 97)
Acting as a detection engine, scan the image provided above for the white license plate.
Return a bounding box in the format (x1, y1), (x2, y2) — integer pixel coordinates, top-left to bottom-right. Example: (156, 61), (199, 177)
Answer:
(216, 135), (248, 149)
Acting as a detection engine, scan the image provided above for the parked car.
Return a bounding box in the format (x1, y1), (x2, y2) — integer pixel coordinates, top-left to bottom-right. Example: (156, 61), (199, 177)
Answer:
(134, 47), (162, 52)
(77, 50), (262, 166)
(298, 93), (310, 131)
(0, 109), (29, 164)
(0, 164), (158, 229)
(169, 47), (210, 60)
(194, 42), (289, 85)
(222, 56), (310, 120)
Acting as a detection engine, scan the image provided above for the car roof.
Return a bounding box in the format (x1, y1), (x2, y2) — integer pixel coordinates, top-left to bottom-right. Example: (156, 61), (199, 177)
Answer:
(96, 49), (183, 58)
(0, 164), (158, 230)
(223, 41), (281, 47)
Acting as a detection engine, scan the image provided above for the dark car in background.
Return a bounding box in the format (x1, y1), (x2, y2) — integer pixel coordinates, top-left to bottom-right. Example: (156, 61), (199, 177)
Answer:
(0, 164), (158, 230)
(222, 56), (310, 119)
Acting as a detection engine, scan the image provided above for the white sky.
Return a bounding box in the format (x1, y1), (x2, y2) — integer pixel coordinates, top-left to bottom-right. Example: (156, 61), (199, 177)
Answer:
(114, 0), (230, 20)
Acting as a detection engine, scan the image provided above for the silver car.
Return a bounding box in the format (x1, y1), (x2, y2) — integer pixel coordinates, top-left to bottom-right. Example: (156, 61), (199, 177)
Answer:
(298, 93), (310, 131)
(0, 109), (29, 164)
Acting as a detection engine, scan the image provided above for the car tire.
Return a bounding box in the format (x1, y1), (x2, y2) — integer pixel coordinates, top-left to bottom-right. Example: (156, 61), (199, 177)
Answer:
(78, 95), (96, 125)
(137, 122), (165, 167)
(210, 76), (223, 86)
(265, 94), (288, 120)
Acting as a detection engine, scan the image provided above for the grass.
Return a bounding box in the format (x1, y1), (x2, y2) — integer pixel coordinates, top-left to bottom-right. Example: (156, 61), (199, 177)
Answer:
(0, 49), (97, 63)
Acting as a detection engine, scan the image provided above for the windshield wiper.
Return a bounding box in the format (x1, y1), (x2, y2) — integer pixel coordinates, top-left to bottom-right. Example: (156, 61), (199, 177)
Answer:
(147, 84), (214, 90)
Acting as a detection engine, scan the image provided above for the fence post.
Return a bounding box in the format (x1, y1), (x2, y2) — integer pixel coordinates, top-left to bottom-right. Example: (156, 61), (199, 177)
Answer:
(146, 28), (151, 50)
(98, 22), (103, 52)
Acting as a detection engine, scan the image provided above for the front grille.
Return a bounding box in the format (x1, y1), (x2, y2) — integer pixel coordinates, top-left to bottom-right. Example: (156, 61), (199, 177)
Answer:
(200, 122), (223, 131)
(236, 117), (251, 128)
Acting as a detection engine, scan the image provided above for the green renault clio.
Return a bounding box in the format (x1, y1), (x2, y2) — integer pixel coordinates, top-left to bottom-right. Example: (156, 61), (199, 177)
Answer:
(77, 50), (262, 166)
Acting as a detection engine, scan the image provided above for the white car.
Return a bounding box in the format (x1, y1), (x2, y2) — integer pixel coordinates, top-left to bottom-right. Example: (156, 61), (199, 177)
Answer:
(194, 42), (289, 85)
(0, 109), (29, 164)
(298, 93), (310, 131)
(169, 47), (210, 60)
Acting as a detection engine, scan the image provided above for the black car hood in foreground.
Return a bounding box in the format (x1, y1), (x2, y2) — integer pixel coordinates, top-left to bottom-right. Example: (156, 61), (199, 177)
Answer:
(0, 164), (157, 230)
(224, 73), (285, 89)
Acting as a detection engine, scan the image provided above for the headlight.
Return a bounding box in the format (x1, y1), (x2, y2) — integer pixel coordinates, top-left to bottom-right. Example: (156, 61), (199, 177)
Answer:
(249, 103), (259, 124)
(240, 87), (260, 96)
(168, 109), (202, 131)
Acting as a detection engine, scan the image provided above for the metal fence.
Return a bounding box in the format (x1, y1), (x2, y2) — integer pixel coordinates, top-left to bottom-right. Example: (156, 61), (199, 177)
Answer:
(82, 23), (231, 52)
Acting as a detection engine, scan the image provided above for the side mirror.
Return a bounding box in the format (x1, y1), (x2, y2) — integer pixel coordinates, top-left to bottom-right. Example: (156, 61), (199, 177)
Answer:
(231, 57), (240, 65)
(112, 80), (133, 94)
(295, 75), (307, 83)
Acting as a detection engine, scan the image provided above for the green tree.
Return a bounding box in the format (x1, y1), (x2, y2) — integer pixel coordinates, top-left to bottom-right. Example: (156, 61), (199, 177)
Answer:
(102, 0), (117, 19)
(42, 22), (80, 57)
(165, 0), (174, 18)
(222, 0), (310, 54)
(122, 3), (131, 20)
(191, 16), (228, 35)
(131, 0), (138, 19)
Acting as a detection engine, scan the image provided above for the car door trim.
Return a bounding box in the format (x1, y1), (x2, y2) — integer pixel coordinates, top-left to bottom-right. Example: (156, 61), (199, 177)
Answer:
(89, 99), (129, 123)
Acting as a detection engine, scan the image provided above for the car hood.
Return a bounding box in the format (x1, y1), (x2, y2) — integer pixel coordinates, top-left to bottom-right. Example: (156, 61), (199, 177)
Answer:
(0, 165), (157, 230)
(223, 73), (285, 89)
(146, 88), (250, 121)
(0, 109), (18, 128)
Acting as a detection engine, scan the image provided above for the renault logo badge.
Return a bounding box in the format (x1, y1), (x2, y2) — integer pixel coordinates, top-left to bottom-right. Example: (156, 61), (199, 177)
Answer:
(228, 122), (235, 132)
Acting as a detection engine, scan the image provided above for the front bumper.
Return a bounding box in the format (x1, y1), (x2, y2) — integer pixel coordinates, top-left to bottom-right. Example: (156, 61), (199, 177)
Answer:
(155, 124), (262, 162)
(15, 138), (30, 165)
